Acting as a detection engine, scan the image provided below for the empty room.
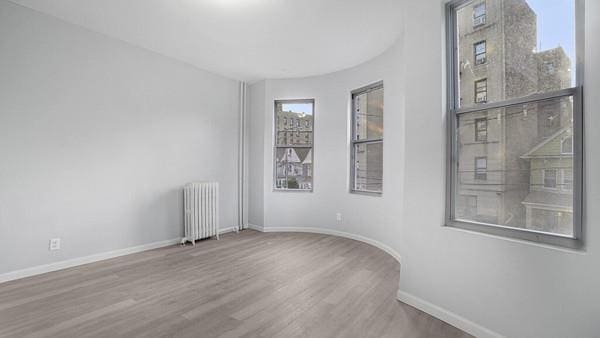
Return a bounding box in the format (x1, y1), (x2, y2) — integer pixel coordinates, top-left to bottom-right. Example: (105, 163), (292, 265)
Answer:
(0, 0), (598, 337)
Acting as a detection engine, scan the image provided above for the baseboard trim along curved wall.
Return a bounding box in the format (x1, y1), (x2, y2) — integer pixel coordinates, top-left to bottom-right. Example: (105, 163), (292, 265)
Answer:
(248, 224), (502, 338)
(396, 291), (503, 338)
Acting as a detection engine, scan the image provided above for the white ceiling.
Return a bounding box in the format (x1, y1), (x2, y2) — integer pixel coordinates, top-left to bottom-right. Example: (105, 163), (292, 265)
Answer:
(10, 0), (403, 82)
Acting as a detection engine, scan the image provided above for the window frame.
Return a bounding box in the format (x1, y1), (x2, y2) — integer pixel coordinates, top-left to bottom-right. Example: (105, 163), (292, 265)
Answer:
(561, 136), (574, 154)
(472, 2), (486, 27)
(543, 169), (558, 190)
(445, 0), (585, 248)
(474, 40), (487, 65)
(273, 99), (315, 192)
(474, 156), (487, 180)
(474, 78), (487, 103)
(350, 81), (384, 195)
(474, 117), (488, 142)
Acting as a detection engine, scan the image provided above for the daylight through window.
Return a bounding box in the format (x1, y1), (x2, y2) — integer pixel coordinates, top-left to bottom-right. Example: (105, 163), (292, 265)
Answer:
(351, 83), (383, 194)
(446, 0), (583, 246)
(274, 100), (314, 191)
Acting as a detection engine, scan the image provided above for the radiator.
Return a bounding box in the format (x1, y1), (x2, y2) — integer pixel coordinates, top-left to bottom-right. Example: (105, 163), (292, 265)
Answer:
(183, 182), (219, 245)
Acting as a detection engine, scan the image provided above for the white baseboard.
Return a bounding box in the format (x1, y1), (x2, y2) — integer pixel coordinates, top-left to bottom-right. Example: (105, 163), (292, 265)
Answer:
(0, 225), (242, 284)
(219, 226), (239, 234)
(247, 223), (264, 232)
(0, 237), (182, 284)
(397, 290), (503, 338)
(249, 225), (401, 265)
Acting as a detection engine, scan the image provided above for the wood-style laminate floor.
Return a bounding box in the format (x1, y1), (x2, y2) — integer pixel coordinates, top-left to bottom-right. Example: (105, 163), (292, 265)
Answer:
(0, 230), (471, 338)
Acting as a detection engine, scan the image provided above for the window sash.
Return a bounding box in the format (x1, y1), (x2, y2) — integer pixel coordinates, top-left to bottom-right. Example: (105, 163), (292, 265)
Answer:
(445, 0), (584, 248)
(350, 82), (384, 194)
(273, 99), (314, 192)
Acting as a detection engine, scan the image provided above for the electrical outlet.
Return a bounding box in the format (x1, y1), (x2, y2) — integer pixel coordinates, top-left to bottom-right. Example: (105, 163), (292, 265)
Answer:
(49, 238), (61, 251)
(336, 213), (342, 221)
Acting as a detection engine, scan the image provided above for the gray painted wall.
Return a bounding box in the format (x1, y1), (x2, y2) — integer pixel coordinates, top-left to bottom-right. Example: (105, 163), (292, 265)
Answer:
(0, 1), (240, 274)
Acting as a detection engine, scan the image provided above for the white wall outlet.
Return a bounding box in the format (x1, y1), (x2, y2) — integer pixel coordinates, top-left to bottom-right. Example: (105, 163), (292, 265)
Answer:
(49, 238), (61, 251)
(336, 213), (342, 221)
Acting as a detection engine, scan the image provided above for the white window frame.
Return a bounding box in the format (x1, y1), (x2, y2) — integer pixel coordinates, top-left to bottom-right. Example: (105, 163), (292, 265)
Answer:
(273, 99), (315, 192)
(350, 81), (384, 195)
(445, 0), (585, 248)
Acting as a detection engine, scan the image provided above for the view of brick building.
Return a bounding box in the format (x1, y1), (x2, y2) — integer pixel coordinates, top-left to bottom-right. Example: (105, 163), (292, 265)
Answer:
(455, 0), (574, 235)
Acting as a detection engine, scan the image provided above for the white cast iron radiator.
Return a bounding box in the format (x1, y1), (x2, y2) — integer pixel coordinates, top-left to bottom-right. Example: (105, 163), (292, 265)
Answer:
(183, 182), (219, 245)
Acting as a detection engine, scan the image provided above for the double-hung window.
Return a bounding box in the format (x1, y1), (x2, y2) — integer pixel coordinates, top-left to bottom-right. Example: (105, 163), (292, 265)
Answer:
(446, 0), (583, 247)
(474, 40), (487, 65)
(274, 100), (314, 191)
(351, 82), (383, 194)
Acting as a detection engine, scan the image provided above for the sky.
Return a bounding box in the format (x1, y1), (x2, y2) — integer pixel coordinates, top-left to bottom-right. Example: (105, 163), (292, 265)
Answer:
(282, 103), (313, 115)
(526, 0), (576, 70)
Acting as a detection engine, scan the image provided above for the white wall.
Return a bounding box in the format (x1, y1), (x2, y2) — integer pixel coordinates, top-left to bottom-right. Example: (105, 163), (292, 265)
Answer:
(249, 0), (600, 337)
(0, 1), (240, 275)
(247, 80), (265, 226)
(398, 1), (600, 337)
(250, 39), (405, 256)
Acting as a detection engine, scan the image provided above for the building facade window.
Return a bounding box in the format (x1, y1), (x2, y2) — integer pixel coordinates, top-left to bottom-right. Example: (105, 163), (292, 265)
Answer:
(561, 135), (573, 154)
(474, 40), (486, 65)
(475, 117), (488, 142)
(474, 157), (487, 180)
(274, 99), (314, 191)
(446, 0), (583, 247)
(543, 169), (558, 189)
(474, 79), (487, 103)
(473, 2), (486, 27)
(350, 82), (383, 194)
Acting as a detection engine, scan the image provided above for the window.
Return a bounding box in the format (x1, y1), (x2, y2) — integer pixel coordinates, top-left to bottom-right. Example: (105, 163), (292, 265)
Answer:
(474, 40), (486, 65)
(562, 169), (573, 191)
(473, 2), (486, 27)
(475, 117), (487, 142)
(446, 0), (583, 247)
(474, 79), (487, 103)
(351, 82), (383, 194)
(561, 136), (573, 154)
(274, 100), (314, 191)
(543, 169), (557, 189)
(474, 157), (487, 180)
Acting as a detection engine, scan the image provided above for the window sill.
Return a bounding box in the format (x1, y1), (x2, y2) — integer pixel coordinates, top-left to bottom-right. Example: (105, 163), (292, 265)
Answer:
(444, 219), (584, 251)
(350, 190), (382, 197)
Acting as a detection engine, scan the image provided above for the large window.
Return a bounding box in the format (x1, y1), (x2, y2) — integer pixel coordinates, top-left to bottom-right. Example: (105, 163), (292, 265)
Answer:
(446, 0), (583, 247)
(274, 100), (314, 191)
(351, 82), (383, 194)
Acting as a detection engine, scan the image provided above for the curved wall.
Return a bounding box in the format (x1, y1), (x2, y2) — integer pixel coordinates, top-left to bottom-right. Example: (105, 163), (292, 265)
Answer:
(247, 1), (600, 337)
(247, 38), (406, 265)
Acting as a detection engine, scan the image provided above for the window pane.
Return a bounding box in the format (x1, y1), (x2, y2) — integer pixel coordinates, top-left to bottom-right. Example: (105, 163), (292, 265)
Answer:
(455, 95), (574, 236)
(354, 87), (383, 141)
(456, 0), (575, 109)
(276, 102), (313, 147)
(275, 147), (312, 190)
(353, 142), (383, 192)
